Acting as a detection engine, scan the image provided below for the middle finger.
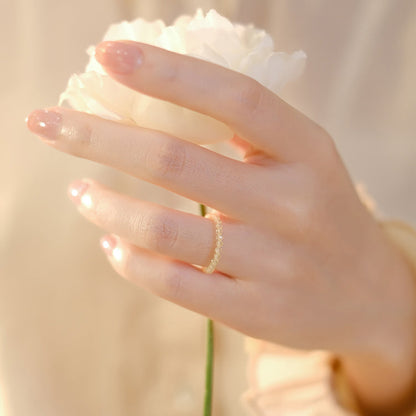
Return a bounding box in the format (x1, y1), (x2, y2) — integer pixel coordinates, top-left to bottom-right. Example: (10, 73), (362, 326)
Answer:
(27, 107), (263, 221)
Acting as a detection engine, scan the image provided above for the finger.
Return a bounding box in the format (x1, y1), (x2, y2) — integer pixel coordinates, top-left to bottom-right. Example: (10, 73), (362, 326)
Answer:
(100, 234), (241, 323)
(67, 178), (263, 279)
(95, 40), (328, 162)
(229, 135), (269, 164)
(26, 108), (264, 220)
(229, 135), (253, 157)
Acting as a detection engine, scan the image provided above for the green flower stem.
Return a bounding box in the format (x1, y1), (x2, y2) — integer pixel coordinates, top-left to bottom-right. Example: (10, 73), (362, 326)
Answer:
(199, 203), (214, 416)
(204, 318), (214, 416)
(199, 203), (207, 217)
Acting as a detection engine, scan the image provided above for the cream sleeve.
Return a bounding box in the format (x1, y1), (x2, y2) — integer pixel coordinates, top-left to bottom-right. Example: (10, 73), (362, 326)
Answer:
(242, 186), (416, 416)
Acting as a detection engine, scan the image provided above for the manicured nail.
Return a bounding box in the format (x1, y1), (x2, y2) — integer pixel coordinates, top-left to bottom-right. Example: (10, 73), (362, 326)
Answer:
(67, 180), (90, 205)
(100, 235), (117, 257)
(26, 109), (62, 141)
(95, 41), (143, 74)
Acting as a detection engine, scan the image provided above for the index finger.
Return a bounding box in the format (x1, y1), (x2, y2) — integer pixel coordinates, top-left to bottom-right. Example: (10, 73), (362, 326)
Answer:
(95, 41), (328, 163)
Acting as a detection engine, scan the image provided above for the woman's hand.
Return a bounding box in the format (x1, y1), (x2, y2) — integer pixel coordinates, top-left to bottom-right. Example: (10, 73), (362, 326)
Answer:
(26, 41), (416, 413)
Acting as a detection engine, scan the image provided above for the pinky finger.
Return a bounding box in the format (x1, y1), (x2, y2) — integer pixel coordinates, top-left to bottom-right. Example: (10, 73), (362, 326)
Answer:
(100, 234), (239, 321)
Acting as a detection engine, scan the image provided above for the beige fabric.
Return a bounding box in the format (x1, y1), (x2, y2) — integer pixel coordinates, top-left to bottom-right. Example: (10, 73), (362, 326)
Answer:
(1, 0), (415, 415)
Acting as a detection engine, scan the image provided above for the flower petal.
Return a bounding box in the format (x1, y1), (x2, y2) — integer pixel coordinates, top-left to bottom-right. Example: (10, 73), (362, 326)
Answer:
(60, 9), (307, 145)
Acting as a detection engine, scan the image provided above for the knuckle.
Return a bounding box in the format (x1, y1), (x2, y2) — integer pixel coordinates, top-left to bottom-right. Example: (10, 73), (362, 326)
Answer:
(156, 60), (180, 84)
(159, 266), (184, 301)
(142, 213), (179, 252)
(234, 79), (265, 117)
(62, 120), (93, 158)
(286, 176), (321, 237)
(146, 139), (187, 182)
(310, 126), (341, 174)
(294, 194), (326, 240)
(295, 200), (318, 235)
(319, 132), (339, 162)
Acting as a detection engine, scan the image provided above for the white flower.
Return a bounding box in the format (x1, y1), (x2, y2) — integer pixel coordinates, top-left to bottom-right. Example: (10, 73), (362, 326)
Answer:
(60, 9), (306, 145)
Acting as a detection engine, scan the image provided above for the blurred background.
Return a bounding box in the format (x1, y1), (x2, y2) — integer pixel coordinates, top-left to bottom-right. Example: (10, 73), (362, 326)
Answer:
(1, 0), (415, 415)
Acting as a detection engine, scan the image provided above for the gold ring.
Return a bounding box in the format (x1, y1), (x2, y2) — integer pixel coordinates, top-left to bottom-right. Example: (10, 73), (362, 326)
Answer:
(203, 214), (223, 274)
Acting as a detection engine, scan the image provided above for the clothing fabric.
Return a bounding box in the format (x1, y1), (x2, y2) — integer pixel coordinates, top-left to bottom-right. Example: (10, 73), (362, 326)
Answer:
(1, 0), (415, 415)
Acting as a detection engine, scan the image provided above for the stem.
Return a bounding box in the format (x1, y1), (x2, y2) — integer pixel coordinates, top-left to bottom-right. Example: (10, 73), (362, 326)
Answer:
(199, 203), (214, 416)
(204, 319), (214, 416)
(199, 203), (207, 217)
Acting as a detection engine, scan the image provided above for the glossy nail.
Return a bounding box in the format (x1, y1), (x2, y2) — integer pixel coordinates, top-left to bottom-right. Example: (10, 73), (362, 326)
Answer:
(26, 109), (62, 141)
(95, 41), (143, 74)
(100, 235), (117, 257)
(67, 180), (90, 205)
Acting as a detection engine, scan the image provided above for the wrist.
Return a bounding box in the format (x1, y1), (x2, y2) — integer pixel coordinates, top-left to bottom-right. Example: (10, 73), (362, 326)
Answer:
(339, 229), (416, 415)
(339, 344), (416, 415)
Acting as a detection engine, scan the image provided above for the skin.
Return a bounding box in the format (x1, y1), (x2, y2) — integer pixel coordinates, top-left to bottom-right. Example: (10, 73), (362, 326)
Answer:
(27, 41), (416, 415)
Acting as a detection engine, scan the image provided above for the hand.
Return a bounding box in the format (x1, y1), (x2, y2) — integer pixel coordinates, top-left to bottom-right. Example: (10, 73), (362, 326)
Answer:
(27, 41), (416, 412)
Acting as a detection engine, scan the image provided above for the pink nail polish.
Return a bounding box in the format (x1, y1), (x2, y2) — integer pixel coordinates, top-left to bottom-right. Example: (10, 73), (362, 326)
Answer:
(100, 235), (117, 256)
(67, 180), (90, 205)
(95, 41), (143, 74)
(26, 109), (62, 141)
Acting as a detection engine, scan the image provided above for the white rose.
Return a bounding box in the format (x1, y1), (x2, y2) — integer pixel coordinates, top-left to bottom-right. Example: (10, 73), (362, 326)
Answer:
(60, 9), (306, 145)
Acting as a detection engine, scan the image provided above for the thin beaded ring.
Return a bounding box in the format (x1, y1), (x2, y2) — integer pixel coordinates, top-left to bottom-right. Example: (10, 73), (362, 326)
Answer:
(203, 214), (223, 274)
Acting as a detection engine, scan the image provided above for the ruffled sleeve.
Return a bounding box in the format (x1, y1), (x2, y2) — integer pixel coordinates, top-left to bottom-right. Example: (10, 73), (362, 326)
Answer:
(242, 185), (416, 416)
(242, 340), (360, 415)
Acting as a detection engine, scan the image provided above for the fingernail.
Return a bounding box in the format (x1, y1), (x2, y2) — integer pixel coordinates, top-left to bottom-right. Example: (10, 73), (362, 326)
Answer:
(95, 41), (143, 74)
(68, 180), (90, 205)
(26, 109), (62, 141)
(100, 235), (117, 257)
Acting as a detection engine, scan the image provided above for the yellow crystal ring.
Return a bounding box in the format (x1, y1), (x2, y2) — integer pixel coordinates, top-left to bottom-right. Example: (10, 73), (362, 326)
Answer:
(203, 214), (223, 274)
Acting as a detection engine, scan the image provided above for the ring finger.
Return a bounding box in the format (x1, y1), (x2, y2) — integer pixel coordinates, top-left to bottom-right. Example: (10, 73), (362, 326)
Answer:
(68, 178), (257, 278)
